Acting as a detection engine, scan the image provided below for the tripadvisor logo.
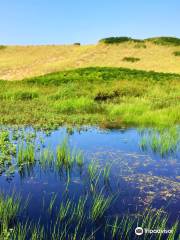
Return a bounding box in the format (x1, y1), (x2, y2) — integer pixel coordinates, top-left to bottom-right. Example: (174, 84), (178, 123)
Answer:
(135, 227), (144, 236)
(135, 227), (173, 236)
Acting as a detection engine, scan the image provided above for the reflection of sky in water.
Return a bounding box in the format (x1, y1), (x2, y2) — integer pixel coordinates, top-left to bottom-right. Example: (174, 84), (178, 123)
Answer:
(0, 126), (179, 224)
(43, 127), (180, 179)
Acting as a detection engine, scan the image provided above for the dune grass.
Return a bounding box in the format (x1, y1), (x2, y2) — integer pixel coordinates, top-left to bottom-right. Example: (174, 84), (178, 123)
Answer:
(0, 67), (180, 128)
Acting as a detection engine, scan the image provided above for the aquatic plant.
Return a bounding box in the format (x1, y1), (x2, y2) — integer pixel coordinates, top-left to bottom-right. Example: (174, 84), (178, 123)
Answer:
(56, 140), (74, 169)
(48, 194), (57, 215)
(0, 193), (21, 225)
(88, 160), (99, 182)
(90, 193), (113, 221)
(17, 143), (35, 165)
(102, 163), (111, 182)
(139, 127), (180, 156)
(76, 151), (84, 167)
(58, 199), (73, 222)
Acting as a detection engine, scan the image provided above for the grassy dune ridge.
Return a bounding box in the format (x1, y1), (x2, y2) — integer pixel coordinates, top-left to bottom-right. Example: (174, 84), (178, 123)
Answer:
(0, 67), (180, 128)
(0, 37), (180, 80)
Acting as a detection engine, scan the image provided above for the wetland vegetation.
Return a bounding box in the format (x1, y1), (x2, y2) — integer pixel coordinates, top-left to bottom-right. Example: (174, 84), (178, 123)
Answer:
(0, 67), (180, 128)
(0, 37), (180, 239)
(0, 127), (179, 239)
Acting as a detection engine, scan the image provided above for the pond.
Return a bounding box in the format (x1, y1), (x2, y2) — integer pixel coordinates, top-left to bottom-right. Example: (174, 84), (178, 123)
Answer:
(0, 126), (179, 239)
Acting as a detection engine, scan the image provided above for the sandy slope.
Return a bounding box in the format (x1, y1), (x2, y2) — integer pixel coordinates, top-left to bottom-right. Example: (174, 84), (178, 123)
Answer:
(0, 42), (180, 80)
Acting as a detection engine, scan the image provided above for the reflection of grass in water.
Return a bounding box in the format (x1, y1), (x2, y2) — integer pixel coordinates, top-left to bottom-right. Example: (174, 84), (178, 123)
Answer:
(139, 126), (180, 156)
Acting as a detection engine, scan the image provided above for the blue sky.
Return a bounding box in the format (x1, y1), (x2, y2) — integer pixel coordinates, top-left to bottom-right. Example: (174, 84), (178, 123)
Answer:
(0, 0), (180, 45)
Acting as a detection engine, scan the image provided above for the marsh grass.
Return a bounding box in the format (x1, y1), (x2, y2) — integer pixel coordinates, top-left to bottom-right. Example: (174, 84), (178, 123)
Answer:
(0, 138), (179, 239)
(139, 127), (180, 156)
(91, 193), (113, 221)
(54, 97), (102, 114)
(17, 143), (35, 165)
(0, 193), (21, 226)
(0, 67), (180, 128)
(0, 91), (39, 101)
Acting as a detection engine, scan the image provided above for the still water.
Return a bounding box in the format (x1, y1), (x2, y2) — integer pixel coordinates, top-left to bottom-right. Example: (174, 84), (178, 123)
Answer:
(0, 126), (179, 239)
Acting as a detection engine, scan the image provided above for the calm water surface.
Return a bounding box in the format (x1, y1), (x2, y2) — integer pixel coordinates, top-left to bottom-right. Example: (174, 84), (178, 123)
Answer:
(0, 126), (179, 239)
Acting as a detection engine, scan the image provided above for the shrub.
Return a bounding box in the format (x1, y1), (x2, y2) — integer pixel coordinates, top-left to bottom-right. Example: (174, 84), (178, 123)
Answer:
(173, 51), (180, 56)
(0, 45), (6, 50)
(73, 43), (81, 46)
(94, 89), (120, 101)
(122, 57), (140, 63)
(146, 37), (180, 46)
(99, 37), (144, 44)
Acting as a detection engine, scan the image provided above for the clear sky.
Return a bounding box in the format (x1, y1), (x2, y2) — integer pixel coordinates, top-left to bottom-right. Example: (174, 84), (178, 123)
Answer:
(0, 0), (180, 45)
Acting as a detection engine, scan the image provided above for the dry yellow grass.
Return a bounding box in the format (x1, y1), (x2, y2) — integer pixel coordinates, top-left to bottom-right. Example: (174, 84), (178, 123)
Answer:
(0, 42), (180, 80)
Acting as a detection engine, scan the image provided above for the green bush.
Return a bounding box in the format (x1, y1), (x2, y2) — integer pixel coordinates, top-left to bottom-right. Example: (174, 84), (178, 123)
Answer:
(99, 37), (144, 44)
(146, 37), (180, 46)
(173, 51), (180, 56)
(122, 57), (140, 63)
(94, 88), (120, 101)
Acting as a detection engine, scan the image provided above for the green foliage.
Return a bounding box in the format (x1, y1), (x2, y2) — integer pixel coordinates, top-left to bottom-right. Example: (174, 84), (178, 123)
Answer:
(94, 88), (120, 101)
(122, 57), (140, 63)
(99, 37), (144, 44)
(1, 67), (180, 127)
(147, 37), (180, 46)
(0, 91), (39, 101)
(91, 194), (113, 221)
(54, 97), (103, 114)
(173, 51), (180, 56)
(0, 193), (20, 225)
(25, 67), (180, 85)
(139, 127), (180, 156)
